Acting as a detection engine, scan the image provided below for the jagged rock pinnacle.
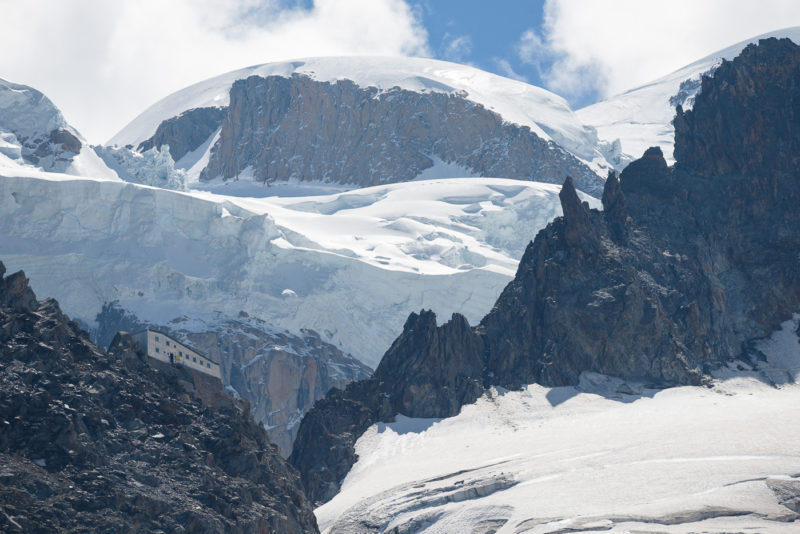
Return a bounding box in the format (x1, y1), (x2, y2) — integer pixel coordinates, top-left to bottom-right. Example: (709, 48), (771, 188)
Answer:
(0, 262), (37, 312)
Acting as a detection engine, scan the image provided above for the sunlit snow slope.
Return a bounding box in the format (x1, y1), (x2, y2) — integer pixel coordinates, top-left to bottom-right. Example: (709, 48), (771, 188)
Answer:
(577, 27), (800, 164)
(108, 56), (613, 175)
(317, 316), (800, 533)
(0, 169), (597, 367)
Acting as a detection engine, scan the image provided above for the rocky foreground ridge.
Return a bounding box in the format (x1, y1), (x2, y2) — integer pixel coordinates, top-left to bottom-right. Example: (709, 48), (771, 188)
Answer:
(0, 263), (318, 532)
(289, 38), (800, 504)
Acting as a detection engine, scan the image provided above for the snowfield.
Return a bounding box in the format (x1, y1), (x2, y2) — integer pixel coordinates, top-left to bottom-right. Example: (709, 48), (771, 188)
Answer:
(577, 26), (800, 164)
(108, 56), (615, 175)
(317, 316), (800, 533)
(0, 168), (597, 367)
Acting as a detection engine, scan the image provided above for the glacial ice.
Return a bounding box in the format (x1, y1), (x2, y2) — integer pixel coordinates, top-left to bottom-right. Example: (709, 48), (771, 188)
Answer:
(0, 170), (597, 367)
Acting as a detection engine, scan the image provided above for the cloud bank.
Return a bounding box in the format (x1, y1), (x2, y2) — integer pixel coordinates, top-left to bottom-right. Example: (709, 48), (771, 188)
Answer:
(520, 0), (800, 105)
(0, 0), (429, 143)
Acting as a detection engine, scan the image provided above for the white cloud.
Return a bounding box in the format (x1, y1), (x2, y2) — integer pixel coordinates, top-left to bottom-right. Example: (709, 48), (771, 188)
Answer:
(526, 0), (800, 103)
(0, 0), (429, 143)
(493, 58), (528, 82)
(517, 29), (546, 68)
(441, 34), (472, 62)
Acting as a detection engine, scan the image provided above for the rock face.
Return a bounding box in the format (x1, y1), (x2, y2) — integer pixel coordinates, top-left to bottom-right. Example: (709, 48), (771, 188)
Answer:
(576, 28), (800, 165)
(673, 37), (800, 179)
(197, 74), (604, 196)
(290, 38), (800, 505)
(94, 303), (372, 457)
(372, 311), (484, 419)
(0, 262), (319, 533)
(182, 322), (372, 457)
(138, 107), (226, 162)
(288, 311), (485, 503)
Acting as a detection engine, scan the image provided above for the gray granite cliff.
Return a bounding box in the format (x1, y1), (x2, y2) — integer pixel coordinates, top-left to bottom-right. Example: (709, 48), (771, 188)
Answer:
(138, 74), (604, 195)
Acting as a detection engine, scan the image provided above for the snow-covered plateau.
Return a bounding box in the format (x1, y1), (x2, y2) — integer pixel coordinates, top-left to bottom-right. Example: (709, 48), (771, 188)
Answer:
(0, 168), (597, 367)
(317, 315), (800, 533)
(577, 26), (800, 164)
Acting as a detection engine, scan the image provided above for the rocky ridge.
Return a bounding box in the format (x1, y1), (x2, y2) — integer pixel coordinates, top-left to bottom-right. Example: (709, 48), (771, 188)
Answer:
(289, 38), (800, 504)
(0, 262), (319, 533)
(576, 27), (800, 164)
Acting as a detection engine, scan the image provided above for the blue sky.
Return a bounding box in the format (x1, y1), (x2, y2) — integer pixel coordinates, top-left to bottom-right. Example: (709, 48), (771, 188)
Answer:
(415, 0), (547, 82)
(2, 0), (800, 142)
(419, 1), (800, 110)
(283, 0), (552, 90)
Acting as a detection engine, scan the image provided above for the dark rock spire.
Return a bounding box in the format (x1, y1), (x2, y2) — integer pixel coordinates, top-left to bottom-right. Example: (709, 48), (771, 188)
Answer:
(558, 176), (596, 246)
(601, 171), (629, 240)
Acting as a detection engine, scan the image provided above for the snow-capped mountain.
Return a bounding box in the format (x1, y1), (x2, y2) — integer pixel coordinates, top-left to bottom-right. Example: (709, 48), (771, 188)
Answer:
(0, 67), (604, 456)
(109, 56), (598, 153)
(106, 57), (618, 196)
(577, 27), (800, 164)
(0, 77), (118, 179)
(2, 22), (800, 534)
(288, 38), (800, 528)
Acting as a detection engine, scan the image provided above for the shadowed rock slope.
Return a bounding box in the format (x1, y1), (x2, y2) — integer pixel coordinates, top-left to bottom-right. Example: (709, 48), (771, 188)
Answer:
(0, 262), (319, 533)
(138, 106), (226, 162)
(289, 37), (800, 505)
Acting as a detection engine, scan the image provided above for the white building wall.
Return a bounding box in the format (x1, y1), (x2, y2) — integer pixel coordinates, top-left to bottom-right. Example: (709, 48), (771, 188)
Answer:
(138, 330), (222, 380)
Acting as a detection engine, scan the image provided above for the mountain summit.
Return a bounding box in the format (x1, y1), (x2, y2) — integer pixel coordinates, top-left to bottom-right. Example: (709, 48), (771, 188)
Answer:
(578, 26), (800, 164)
(108, 56), (618, 195)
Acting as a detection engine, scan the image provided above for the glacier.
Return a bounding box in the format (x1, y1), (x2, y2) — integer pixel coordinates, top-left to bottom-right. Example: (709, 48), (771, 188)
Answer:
(317, 326), (800, 533)
(0, 168), (597, 367)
